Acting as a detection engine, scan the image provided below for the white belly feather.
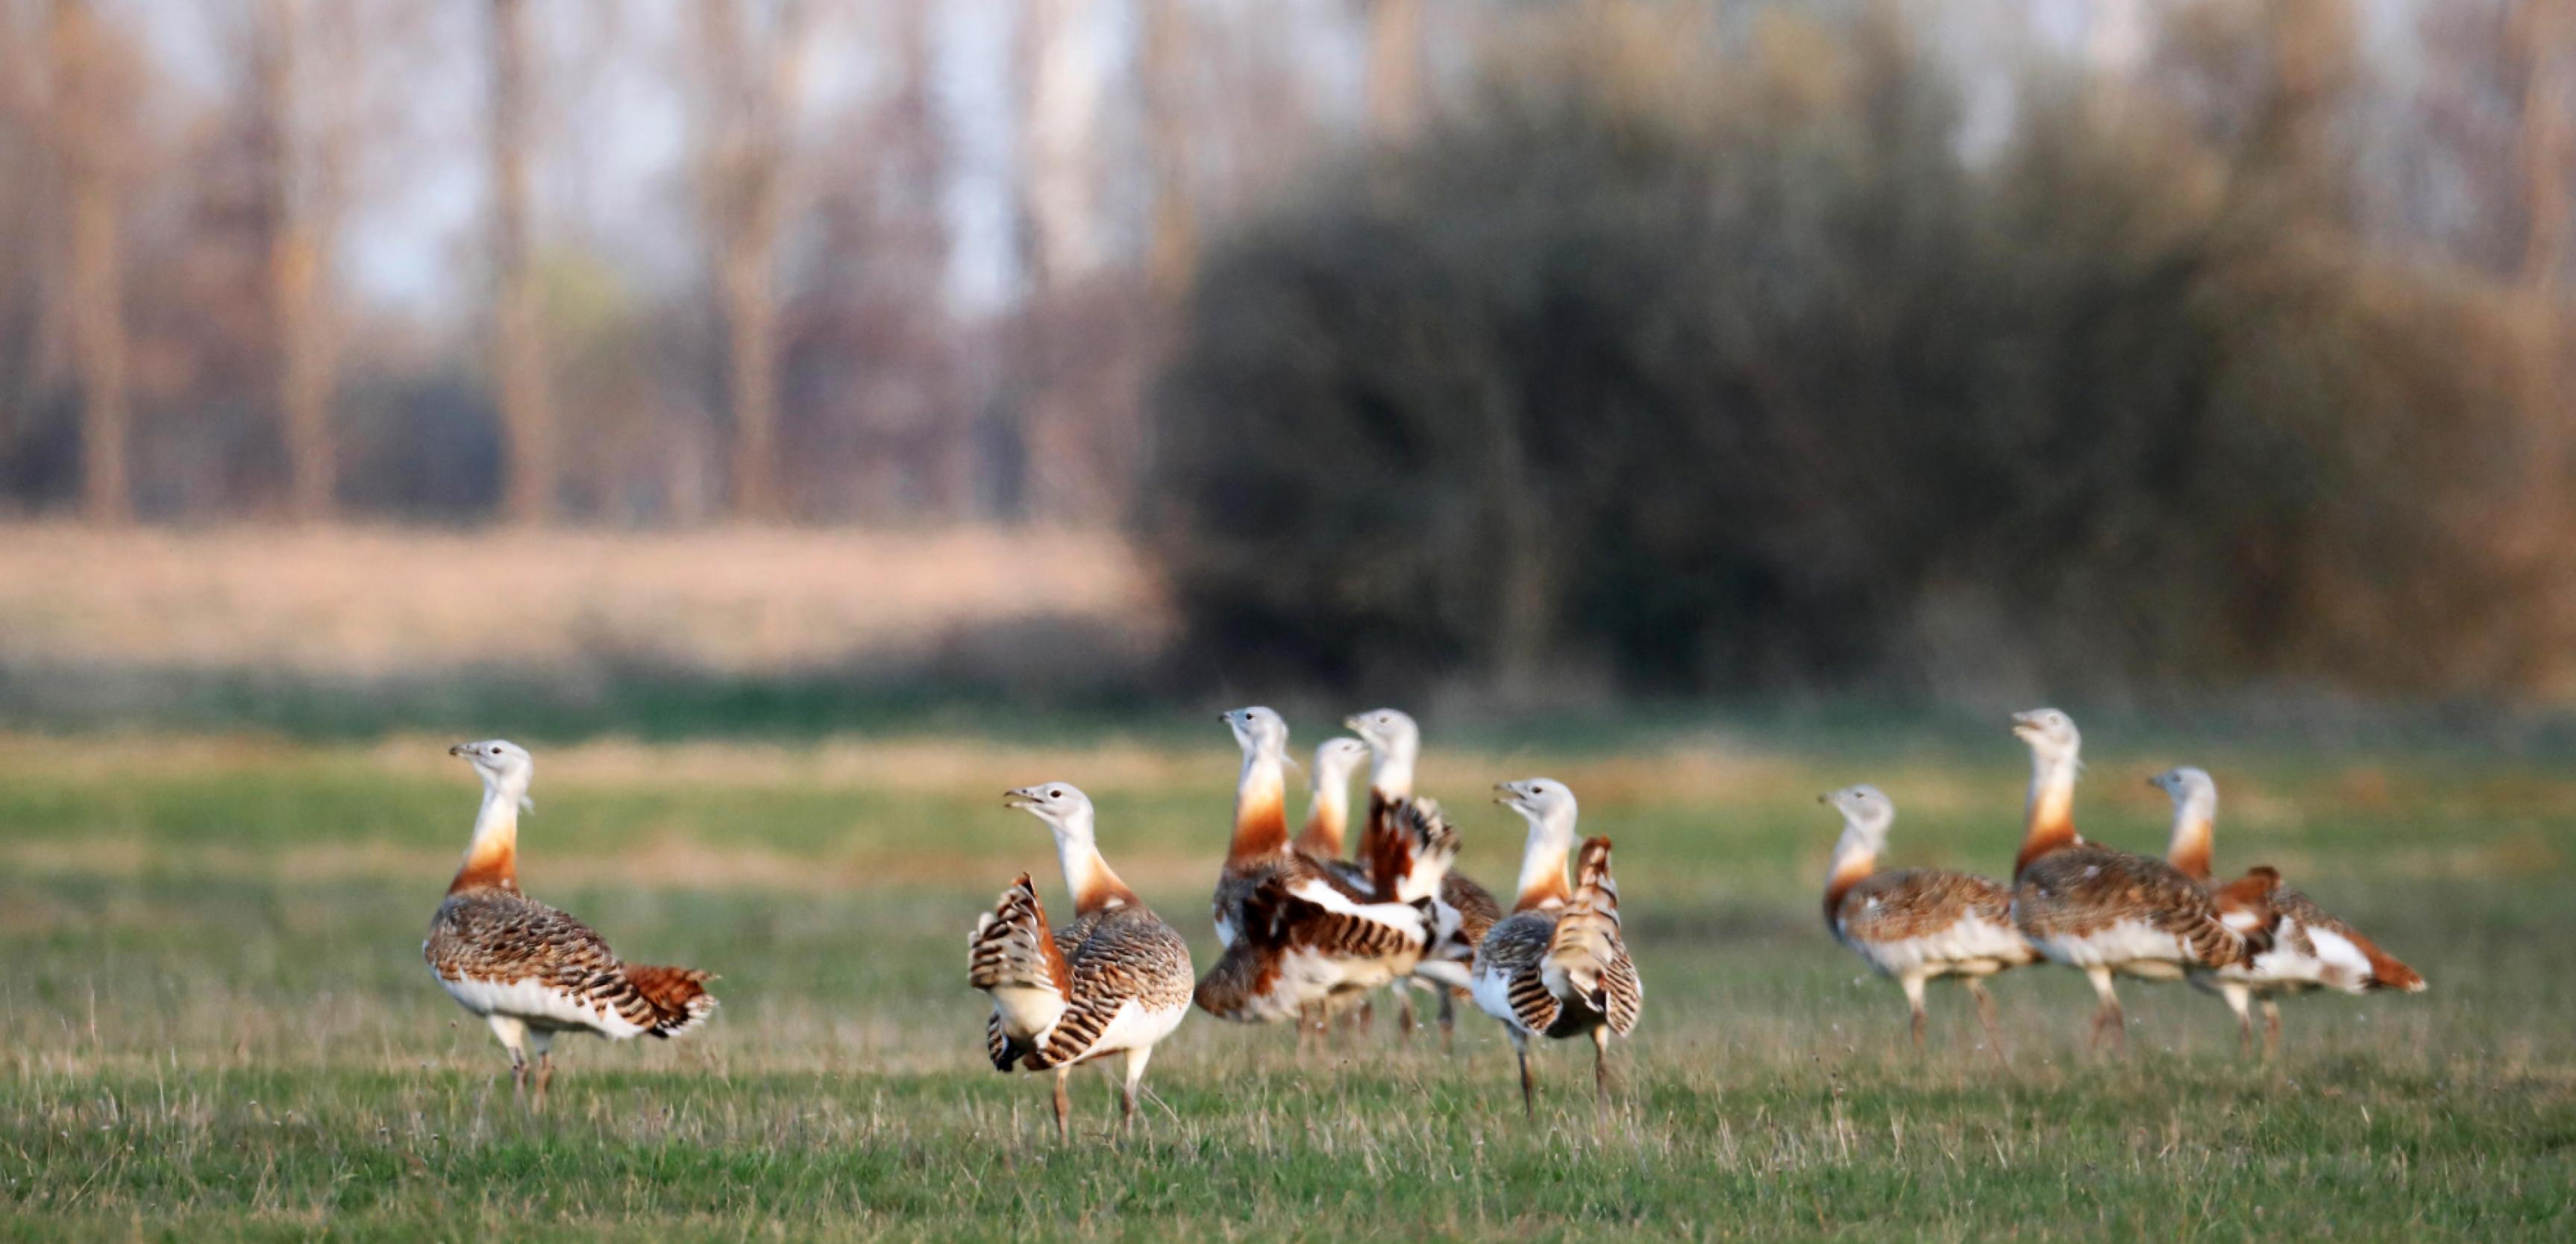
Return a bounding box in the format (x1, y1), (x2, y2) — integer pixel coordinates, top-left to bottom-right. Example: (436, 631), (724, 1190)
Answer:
(1846, 914), (2029, 979)
(2030, 917), (2193, 974)
(436, 973), (646, 1039)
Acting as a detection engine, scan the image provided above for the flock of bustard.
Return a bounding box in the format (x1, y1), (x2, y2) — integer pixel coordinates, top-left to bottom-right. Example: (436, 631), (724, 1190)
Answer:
(424, 706), (2423, 1138)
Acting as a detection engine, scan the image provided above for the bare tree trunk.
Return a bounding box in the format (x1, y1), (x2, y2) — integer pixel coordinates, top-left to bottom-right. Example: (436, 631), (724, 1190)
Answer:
(1139, 0), (1194, 298)
(489, 0), (553, 524)
(260, 0), (342, 523)
(1364, 0), (1425, 141)
(698, 0), (806, 523)
(1023, 0), (1101, 288)
(2518, 0), (2572, 292)
(51, 0), (130, 525)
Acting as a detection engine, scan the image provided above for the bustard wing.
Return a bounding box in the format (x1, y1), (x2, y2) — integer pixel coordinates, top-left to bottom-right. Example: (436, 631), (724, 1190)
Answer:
(1025, 907), (1194, 1068)
(427, 891), (714, 1038)
(2016, 845), (2264, 968)
(1542, 837), (1641, 1035)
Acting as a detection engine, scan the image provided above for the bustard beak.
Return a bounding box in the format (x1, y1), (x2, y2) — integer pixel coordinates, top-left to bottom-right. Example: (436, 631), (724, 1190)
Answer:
(1001, 787), (1041, 809)
(1342, 715), (1366, 733)
(448, 744), (469, 758)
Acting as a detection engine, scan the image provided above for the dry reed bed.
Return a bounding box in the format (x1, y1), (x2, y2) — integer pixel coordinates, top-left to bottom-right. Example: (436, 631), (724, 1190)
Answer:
(0, 524), (1167, 676)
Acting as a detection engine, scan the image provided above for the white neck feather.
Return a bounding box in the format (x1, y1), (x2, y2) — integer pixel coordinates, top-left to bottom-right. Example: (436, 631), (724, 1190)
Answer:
(1514, 805), (1577, 905)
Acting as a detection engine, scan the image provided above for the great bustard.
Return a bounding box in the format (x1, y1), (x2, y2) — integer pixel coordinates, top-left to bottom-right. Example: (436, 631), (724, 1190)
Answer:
(1347, 707), (1502, 1047)
(422, 741), (715, 1108)
(1470, 779), (1642, 1116)
(1819, 784), (2036, 1051)
(2006, 710), (2269, 1052)
(969, 783), (1194, 1142)
(2150, 766), (2425, 1056)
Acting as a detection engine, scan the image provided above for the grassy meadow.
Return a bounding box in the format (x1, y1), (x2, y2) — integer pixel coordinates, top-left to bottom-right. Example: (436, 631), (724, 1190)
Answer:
(4, 726), (2572, 1242)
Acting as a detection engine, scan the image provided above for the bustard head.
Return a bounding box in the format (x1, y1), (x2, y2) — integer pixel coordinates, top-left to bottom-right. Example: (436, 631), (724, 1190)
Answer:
(2009, 708), (2082, 764)
(1343, 707), (1420, 758)
(2147, 765), (2215, 802)
(1220, 706), (1289, 758)
(1003, 782), (1095, 836)
(1819, 783), (1896, 846)
(1311, 736), (1369, 785)
(450, 739), (535, 811)
(1494, 777), (1577, 826)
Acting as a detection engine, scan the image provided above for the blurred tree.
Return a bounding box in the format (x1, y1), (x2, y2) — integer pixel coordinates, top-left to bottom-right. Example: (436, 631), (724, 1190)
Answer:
(1140, 0), (1197, 298)
(694, 0), (808, 522)
(1143, 4), (2566, 700)
(1365, 0), (1426, 140)
(47, 0), (134, 525)
(255, 0), (350, 522)
(487, 0), (554, 524)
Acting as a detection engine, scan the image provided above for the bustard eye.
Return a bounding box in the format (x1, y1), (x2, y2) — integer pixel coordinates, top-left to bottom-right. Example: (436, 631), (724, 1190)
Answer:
(1050, 788), (1064, 799)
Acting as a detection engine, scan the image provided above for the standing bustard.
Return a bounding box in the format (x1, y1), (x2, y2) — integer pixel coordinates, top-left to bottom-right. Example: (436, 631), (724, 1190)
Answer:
(1820, 784), (2036, 1050)
(422, 741), (715, 1108)
(1347, 707), (1502, 1047)
(2150, 766), (2425, 1056)
(2006, 711), (2269, 1052)
(1470, 779), (1642, 1116)
(969, 783), (1194, 1142)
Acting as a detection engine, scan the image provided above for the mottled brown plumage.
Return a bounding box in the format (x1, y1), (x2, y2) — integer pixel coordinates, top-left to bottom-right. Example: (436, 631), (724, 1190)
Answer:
(1832, 870), (2018, 945)
(427, 891), (715, 1037)
(2015, 846), (2260, 970)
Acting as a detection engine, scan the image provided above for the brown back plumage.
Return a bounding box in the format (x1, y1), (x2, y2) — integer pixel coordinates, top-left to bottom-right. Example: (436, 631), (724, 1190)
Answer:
(2015, 844), (2269, 968)
(424, 890), (718, 1037)
(1833, 868), (2019, 947)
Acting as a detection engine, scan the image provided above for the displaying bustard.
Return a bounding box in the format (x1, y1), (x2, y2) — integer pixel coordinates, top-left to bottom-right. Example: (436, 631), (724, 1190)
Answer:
(2006, 710), (2269, 1052)
(1347, 707), (1502, 1047)
(1194, 708), (1452, 1027)
(422, 741), (715, 1108)
(1819, 784), (2036, 1050)
(968, 783), (1194, 1142)
(1470, 779), (1642, 1116)
(2150, 766), (2425, 1056)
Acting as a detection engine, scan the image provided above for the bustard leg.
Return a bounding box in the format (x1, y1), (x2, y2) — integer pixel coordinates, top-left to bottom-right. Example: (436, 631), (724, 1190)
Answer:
(1396, 984), (1416, 1043)
(1511, 1032), (1535, 1119)
(2221, 982), (2254, 1058)
(2262, 999), (2283, 1059)
(1900, 973), (1929, 1052)
(1050, 1067), (1071, 1144)
(1356, 998), (1373, 1034)
(487, 1015), (530, 1104)
(1965, 978), (2004, 1057)
(2084, 967), (2125, 1054)
(529, 1031), (555, 1111)
(1437, 987), (1457, 1055)
(1120, 1046), (1153, 1140)
(1297, 1004), (1317, 1058)
(1591, 1026), (1612, 1105)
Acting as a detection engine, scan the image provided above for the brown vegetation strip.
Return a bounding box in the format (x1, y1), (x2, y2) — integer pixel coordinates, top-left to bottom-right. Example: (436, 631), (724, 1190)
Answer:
(0, 524), (1169, 677)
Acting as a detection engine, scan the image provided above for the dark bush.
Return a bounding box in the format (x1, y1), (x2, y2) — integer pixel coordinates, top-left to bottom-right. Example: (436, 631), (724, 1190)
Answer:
(1138, 10), (2564, 703)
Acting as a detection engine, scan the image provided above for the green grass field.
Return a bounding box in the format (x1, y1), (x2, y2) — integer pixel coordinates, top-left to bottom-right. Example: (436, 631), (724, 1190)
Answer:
(4, 729), (2572, 1241)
